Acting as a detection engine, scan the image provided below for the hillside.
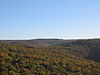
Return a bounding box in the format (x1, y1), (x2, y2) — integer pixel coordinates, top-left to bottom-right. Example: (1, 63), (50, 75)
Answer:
(0, 42), (100, 75)
(0, 39), (100, 62)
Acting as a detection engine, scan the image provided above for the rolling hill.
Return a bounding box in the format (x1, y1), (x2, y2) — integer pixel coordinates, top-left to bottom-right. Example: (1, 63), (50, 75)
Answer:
(0, 39), (100, 75)
(0, 39), (100, 62)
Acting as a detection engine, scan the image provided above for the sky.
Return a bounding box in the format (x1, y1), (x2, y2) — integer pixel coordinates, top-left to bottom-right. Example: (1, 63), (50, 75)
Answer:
(0, 0), (100, 40)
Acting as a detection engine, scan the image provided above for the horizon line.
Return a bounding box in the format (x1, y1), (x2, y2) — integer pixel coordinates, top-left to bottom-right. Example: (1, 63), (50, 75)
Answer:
(0, 37), (100, 40)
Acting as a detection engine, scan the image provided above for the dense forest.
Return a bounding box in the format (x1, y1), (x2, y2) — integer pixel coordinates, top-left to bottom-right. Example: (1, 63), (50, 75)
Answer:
(0, 39), (100, 75)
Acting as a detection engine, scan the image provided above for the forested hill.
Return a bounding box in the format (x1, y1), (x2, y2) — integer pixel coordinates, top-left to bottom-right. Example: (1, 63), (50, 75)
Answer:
(0, 42), (100, 75)
(0, 39), (100, 62)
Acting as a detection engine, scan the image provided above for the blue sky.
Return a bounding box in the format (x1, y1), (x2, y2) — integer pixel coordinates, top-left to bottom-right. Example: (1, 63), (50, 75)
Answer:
(0, 0), (100, 40)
